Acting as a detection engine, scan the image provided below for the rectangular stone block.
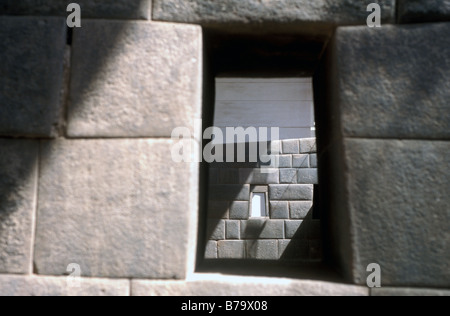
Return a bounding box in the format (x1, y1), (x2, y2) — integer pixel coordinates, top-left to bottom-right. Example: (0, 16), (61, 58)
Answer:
(279, 169), (298, 184)
(0, 0), (150, 19)
(297, 169), (319, 184)
(246, 240), (278, 260)
(0, 275), (129, 296)
(207, 200), (229, 219)
(290, 201), (313, 219)
(218, 241), (245, 259)
(207, 220), (225, 240)
(205, 241), (218, 259)
(132, 279), (369, 296)
(0, 17), (66, 137)
(310, 154), (318, 168)
(239, 168), (279, 184)
(225, 220), (240, 240)
(269, 184), (313, 200)
(241, 219), (284, 239)
(335, 139), (450, 287)
(398, 0), (450, 23)
(331, 23), (450, 139)
(279, 240), (309, 260)
(270, 202), (289, 219)
(34, 139), (198, 279)
(293, 154), (310, 168)
(278, 155), (292, 168)
(68, 20), (202, 138)
(0, 140), (38, 274)
(300, 138), (317, 153)
(285, 220), (303, 239)
(153, 0), (395, 27)
(209, 185), (250, 201)
(282, 140), (299, 154)
(229, 201), (249, 219)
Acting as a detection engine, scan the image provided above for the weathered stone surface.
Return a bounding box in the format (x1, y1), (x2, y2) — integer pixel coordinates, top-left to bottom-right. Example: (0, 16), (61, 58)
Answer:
(293, 154), (309, 168)
(0, 0), (150, 19)
(279, 169), (298, 184)
(218, 241), (245, 259)
(333, 23), (450, 139)
(210, 185), (250, 201)
(0, 140), (38, 274)
(34, 139), (198, 279)
(218, 168), (239, 184)
(226, 220), (240, 239)
(310, 154), (317, 168)
(207, 200), (229, 219)
(282, 140), (299, 154)
(278, 155), (292, 168)
(229, 201), (249, 219)
(297, 169), (318, 184)
(207, 220), (225, 240)
(0, 275), (129, 296)
(246, 240), (278, 260)
(241, 219), (284, 239)
(205, 241), (218, 259)
(300, 138), (316, 153)
(341, 139), (450, 287)
(398, 0), (450, 23)
(269, 184), (313, 200)
(0, 17), (66, 137)
(68, 20), (202, 138)
(239, 168), (279, 184)
(372, 287), (450, 297)
(285, 220), (303, 239)
(153, 0), (395, 27)
(290, 201), (313, 219)
(270, 202), (289, 219)
(132, 277), (369, 296)
(279, 239), (308, 259)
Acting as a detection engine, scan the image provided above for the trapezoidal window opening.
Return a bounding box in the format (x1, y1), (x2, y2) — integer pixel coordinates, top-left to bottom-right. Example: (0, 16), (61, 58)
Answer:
(199, 30), (328, 274)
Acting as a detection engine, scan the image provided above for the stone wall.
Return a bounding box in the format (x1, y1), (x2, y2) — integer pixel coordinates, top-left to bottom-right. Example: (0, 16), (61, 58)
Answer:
(205, 138), (320, 261)
(0, 0), (448, 296)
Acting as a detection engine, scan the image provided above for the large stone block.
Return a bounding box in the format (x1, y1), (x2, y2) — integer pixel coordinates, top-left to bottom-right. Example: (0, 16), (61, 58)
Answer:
(0, 17), (66, 137)
(332, 23), (450, 139)
(269, 184), (313, 200)
(270, 201), (289, 219)
(153, 0), (395, 27)
(132, 278), (369, 296)
(246, 240), (278, 260)
(337, 139), (450, 287)
(34, 139), (198, 279)
(279, 169), (298, 184)
(0, 0), (150, 19)
(68, 20), (202, 138)
(0, 275), (129, 296)
(398, 0), (450, 23)
(218, 241), (245, 259)
(240, 219), (284, 239)
(0, 140), (38, 274)
(290, 201), (313, 219)
(229, 201), (250, 219)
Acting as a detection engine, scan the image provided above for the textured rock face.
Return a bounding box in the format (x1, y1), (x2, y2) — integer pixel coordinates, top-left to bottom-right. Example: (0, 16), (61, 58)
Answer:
(0, 17), (66, 137)
(153, 0), (396, 26)
(0, 0), (150, 19)
(0, 140), (38, 274)
(68, 20), (202, 138)
(332, 23), (450, 139)
(398, 0), (450, 23)
(343, 139), (450, 287)
(34, 139), (198, 279)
